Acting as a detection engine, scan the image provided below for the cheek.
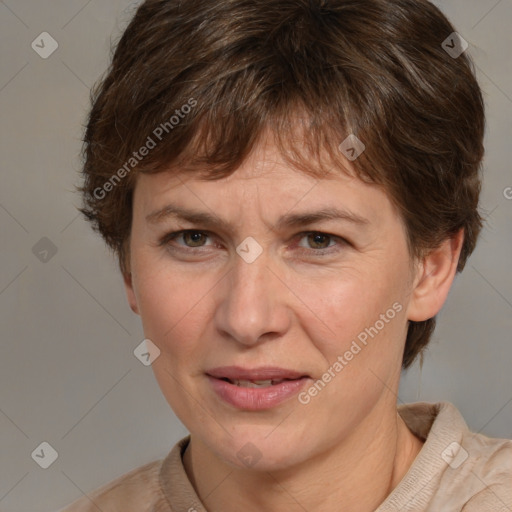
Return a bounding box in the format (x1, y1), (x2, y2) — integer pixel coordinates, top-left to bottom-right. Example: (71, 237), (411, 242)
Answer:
(304, 269), (405, 352)
(299, 274), (409, 404)
(300, 277), (407, 412)
(132, 263), (210, 413)
(132, 257), (213, 361)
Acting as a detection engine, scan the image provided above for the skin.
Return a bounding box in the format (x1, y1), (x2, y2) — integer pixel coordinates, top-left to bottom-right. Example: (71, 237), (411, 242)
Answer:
(123, 130), (464, 512)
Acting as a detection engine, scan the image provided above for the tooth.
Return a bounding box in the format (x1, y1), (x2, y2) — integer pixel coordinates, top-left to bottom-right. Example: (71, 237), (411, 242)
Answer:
(234, 379), (273, 387)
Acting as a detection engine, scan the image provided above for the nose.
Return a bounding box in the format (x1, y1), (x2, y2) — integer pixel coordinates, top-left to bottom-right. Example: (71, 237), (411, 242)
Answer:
(214, 248), (292, 347)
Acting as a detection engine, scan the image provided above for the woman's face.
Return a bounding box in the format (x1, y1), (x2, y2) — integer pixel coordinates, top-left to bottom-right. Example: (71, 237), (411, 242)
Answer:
(125, 136), (421, 471)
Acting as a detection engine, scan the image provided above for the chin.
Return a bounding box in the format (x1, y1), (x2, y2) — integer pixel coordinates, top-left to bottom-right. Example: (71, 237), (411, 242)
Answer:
(208, 426), (311, 472)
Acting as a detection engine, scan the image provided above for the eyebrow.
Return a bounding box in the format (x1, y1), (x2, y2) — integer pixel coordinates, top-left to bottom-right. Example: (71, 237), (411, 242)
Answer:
(146, 204), (370, 231)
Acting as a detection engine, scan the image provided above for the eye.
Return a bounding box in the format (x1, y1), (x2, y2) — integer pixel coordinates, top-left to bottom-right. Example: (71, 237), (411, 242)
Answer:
(295, 231), (345, 254)
(158, 229), (347, 256)
(159, 230), (212, 249)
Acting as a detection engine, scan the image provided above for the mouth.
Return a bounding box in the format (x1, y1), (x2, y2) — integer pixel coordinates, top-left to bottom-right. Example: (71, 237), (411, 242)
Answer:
(215, 377), (306, 388)
(205, 366), (311, 410)
(206, 365), (310, 383)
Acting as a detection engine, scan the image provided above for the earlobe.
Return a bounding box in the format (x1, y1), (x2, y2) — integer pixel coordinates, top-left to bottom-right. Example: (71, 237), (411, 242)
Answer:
(406, 228), (464, 322)
(123, 271), (140, 315)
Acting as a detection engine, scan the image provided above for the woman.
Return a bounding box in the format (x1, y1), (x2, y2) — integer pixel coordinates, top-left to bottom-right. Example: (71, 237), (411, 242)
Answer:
(61, 0), (512, 510)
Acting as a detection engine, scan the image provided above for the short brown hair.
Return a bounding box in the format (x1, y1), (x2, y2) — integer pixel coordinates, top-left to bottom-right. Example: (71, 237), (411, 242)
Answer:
(78, 0), (485, 368)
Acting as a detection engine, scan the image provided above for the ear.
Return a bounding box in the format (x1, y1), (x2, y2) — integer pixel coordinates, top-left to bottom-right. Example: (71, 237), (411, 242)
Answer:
(406, 228), (464, 322)
(123, 269), (140, 315)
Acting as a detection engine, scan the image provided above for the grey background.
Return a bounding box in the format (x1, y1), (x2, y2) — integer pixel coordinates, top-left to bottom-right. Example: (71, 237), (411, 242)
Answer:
(0, 1), (511, 511)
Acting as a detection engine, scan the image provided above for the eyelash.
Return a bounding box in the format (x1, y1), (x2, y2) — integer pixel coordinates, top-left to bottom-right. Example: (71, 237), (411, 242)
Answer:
(158, 229), (347, 256)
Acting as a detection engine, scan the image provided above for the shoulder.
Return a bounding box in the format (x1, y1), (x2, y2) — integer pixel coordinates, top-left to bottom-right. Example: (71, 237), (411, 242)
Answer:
(57, 435), (192, 512)
(388, 401), (512, 511)
(458, 427), (512, 510)
(57, 458), (166, 512)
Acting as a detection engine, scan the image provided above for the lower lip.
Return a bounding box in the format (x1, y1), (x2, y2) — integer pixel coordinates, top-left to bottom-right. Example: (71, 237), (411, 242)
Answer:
(207, 376), (310, 410)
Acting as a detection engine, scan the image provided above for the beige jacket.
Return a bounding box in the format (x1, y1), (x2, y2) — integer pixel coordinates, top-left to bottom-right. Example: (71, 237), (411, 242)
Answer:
(58, 402), (512, 511)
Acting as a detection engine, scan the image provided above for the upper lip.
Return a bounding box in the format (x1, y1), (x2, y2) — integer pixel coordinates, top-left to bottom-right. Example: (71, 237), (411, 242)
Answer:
(206, 366), (309, 381)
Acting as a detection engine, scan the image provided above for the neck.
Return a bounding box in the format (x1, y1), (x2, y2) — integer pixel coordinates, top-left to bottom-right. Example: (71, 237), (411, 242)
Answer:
(183, 402), (423, 512)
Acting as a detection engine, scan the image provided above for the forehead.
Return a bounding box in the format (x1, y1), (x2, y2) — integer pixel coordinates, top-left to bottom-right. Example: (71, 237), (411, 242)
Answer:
(137, 132), (364, 196)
